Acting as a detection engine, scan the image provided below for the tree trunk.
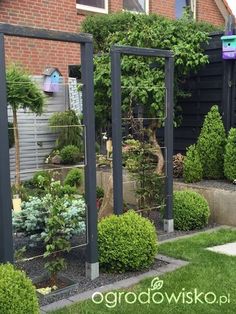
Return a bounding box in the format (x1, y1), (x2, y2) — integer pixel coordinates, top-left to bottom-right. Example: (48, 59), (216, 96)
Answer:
(13, 109), (21, 189)
(149, 122), (164, 176)
(98, 175), (114, 219)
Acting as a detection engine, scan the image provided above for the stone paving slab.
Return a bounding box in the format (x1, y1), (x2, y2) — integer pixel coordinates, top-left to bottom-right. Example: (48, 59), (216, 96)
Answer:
(40, 254), (188, 313)
(206, 242), (236, 256)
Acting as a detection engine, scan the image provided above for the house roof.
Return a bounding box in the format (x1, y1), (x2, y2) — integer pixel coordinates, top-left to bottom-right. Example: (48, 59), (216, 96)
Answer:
(43, 67), (62, 76)
(215, 0), (235, 22)
(222, 0), (235, 17)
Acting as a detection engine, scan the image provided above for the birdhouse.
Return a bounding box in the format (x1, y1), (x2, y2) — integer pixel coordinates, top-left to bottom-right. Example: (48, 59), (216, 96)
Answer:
(43, 67), (62, 93)
(221, 35), (236, 60)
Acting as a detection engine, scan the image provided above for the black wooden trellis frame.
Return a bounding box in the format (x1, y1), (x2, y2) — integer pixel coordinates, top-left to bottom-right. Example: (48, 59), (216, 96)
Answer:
(0, 24), (99, 279)
(111, 45), (174, 232)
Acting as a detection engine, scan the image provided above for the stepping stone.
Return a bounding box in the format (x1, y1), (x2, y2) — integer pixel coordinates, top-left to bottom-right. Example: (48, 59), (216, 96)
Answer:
(207, 242), (236, 256)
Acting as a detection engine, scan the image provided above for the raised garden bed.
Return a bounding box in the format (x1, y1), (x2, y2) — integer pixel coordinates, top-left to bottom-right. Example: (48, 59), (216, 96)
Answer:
(174, 179), (236, 226)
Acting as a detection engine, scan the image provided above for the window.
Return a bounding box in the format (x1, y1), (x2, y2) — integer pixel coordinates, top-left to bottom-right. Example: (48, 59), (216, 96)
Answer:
(123, 0), (149, 14)
(175, 0), (190, 19)
(76, 0), (108, 13)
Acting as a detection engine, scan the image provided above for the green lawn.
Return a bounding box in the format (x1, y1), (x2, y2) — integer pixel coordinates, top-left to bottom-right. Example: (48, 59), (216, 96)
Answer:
(51, 228), (236, 314)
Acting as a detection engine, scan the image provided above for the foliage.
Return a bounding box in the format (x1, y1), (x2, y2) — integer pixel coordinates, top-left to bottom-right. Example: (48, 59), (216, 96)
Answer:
(82, 12), (214, 131)
(224, 128), (236, 181)
(64, 168), (83, 188)
(49, 110), (83, 150)
(8, 122), (14, 148)
(173, 153), (185, 178)
(43, 197), (71, 285)
(183, 145), (203, 183)
(0, 264), (39, 314)
(96, 186), (105, 199)
(32, 170), (51, 188)
(13, 181), (86, 243)
(60, 145), (81, 164)
(6, 65), (45, 114)
(197, 105), (226, 179)
(173, 190), (210, 231)
(123, 139), (165, 209)
(6, 65), (45, 188)
(98, 210), (158, 272)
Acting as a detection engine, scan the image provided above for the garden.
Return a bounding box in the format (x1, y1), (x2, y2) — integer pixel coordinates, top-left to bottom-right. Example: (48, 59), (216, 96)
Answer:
(0, 11), (236, 314)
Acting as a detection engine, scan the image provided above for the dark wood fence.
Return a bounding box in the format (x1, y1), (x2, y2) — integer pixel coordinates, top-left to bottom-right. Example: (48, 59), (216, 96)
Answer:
(173, 32), (236, 154)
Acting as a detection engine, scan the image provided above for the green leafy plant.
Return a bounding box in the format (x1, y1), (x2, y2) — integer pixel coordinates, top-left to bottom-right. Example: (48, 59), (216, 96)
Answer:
(123, 139), (165, 210)
(60, 145), (81, 164)
(98, 210), (158, 272)
(183, 144), (203, 183)
(43, 196), (71, 286)
(32, 170), (51, 188)
(64, 168), (83, 188)
(96, 186), (104, 199)
(82, 12), (214, 174)
(13, 182), (86, 243)
(49, 110), (83, 149)
(0, 264), (39, 314)
(6, 65), (45, 189)
(173, 190), (210, 231)
(197, 105), (226, 179)
(224, 128), (236, 181)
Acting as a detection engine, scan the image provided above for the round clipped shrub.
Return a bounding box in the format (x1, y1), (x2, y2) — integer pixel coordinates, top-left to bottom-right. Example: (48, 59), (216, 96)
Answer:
(60, 145), (81, 164)
(174, 190), (210, 231)
(183, 145), (203, 183)
(64, 168), (83, 188)
(98, 210), (158, 272)
(197, 105), (226, 179)
(224, 128), (236, 181)
(0, 264), (39, 314)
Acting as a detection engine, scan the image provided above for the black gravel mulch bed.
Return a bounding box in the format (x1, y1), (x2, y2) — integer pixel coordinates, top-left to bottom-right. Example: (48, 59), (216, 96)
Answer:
(15, 239), (167, 306)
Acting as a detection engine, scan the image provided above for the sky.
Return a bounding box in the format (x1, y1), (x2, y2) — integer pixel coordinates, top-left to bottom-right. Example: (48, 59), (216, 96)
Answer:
(227, 0), (236, 16)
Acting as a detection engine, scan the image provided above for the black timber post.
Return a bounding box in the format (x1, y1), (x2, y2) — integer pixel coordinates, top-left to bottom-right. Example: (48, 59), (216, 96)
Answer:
(111, 49), (123, 215)
(81, 41), (99, 280)
(163, 56), (174, 233)
(0, 33), (14, 263)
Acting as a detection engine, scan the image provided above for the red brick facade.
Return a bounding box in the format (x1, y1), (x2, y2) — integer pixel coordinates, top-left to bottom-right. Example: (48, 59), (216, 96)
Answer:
(0, 0), (228, 77)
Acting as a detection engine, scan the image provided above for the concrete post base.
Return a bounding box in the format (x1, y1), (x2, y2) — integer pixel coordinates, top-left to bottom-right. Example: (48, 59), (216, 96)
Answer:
(86, 262), (99, 280)
(164, 219), (174, 233)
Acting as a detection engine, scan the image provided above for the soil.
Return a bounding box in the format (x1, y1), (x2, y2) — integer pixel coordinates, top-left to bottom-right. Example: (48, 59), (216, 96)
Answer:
(15, 240), (167, 306)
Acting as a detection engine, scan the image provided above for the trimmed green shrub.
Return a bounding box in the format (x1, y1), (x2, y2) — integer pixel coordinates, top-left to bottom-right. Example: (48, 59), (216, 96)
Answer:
(173, 190), (210, 231)
(64, 168), (83, 188)
(197, 105), (226, 179)
(224, 128), (236, 181)
(98, 210), (158, 272)
(183, 145), (203, 183)
(0, 264), (39, 314)
(60, 145), (81, 164)
(32, 170), (51, 188)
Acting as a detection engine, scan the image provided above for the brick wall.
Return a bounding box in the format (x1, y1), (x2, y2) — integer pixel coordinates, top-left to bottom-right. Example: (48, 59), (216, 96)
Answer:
(0, 0), (226, 77)
(197, 0), (225, 26)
